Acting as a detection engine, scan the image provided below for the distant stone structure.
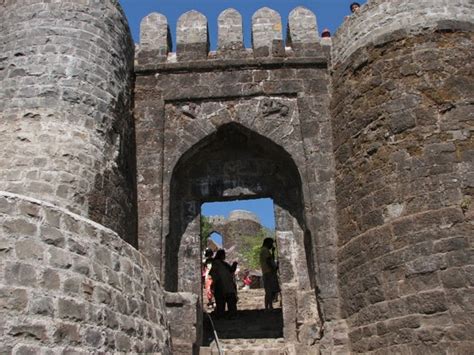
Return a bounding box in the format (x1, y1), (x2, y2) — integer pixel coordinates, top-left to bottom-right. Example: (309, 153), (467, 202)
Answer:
(0, 0), (472, 354)
(207, 210), (264, 265)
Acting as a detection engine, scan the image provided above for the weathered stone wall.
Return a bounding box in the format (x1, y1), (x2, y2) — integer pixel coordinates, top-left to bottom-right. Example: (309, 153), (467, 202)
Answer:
(207, 210), (263, 266)
(0, 192), (171, 354)
(0, 0), (137, 244)
(331, 1), (474, 353)
(164, 292), (200, 354)
(135, 6), (338, 352)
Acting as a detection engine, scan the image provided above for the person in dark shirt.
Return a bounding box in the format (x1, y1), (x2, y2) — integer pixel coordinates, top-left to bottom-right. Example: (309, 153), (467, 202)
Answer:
(209, 249), (238, 318)
(259, 238), (280, 310)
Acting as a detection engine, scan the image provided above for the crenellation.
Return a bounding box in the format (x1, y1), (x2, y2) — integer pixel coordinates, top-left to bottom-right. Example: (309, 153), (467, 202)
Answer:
(176, 10), (209, 61)
(136, 7), (330, 65)
(139, 12), (171, 63)
(287, 7), (321, 57)
(251, 7), (284, 58)
(217, 8), (245, 56)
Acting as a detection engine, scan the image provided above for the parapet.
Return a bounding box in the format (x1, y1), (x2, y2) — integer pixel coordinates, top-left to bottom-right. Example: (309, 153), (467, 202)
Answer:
(137, 6), (324, 65)
(207, 215), (227, 225)
(228, 210), (261, 224)
(332, 0), (474, 67)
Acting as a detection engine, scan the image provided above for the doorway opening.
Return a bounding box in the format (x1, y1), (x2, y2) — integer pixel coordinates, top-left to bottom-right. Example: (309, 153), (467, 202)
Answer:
(165, 122), (320, 348)
(200, 198), (282, 344)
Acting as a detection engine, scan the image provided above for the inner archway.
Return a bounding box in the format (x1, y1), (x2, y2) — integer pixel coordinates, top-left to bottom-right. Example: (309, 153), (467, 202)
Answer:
(165, 122), (321, 343)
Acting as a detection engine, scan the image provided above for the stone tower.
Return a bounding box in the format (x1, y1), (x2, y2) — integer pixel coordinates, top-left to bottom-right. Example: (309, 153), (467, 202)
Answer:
(0, 0), (170, 353)
(0, 0), (472, 354)
(331, 1), (473, 353)
(208, 210), (264, 265)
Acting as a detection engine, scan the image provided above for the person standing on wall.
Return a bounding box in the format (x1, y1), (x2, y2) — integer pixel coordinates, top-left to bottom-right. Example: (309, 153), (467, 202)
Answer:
(350, 2), (361, 13)
(209, 249), (238, 318)
(259, 238), (280, 310)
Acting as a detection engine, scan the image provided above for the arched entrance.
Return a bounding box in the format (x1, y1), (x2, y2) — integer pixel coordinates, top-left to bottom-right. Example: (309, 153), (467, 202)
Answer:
(165, 122), (321, 342)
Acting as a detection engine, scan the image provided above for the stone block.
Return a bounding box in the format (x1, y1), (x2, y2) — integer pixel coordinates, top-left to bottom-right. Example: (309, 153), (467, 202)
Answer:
(3, 219), (37, 236)
(58, 298), (85, 321)
(53, 323), (80, 345)
(40, 226), (65, 247)
(9, 323), (48, 342)
(115, 332), (131, 352)
(48, 247), (72, 269)
(15, 239), (44, 261)
(84, 327), (103, 347)
(0, 287), (28, 311)
(5, 262), (38, 286)
(29, 296), (54, 316)
(41, 268), (61, 290)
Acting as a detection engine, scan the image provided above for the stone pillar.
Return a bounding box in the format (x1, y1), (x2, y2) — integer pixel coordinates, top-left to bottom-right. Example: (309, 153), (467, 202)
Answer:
(331, 0), (474, 353)
(0, 0), (136, 243)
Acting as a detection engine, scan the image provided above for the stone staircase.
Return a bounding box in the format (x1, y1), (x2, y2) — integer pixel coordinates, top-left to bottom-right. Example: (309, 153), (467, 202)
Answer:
(200, 289), (289, 354)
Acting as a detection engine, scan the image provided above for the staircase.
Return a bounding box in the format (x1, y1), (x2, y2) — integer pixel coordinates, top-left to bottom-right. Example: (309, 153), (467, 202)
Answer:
(200, 289), (291, 354)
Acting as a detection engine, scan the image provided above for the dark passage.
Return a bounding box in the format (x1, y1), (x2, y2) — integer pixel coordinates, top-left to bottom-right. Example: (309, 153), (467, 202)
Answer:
(202, 289), (283, 346)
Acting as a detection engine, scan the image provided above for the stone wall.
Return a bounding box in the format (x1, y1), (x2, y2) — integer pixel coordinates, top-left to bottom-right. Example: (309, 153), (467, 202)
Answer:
(135, 6), (339, 352)
(331, 1), (474, 353)
(0, 0), (137, 244)
(0, 192), (171, 354)
(207, 210), (263, 267)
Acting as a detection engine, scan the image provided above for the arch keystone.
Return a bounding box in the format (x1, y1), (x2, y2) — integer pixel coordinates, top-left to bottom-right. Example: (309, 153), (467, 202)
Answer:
(218, 8), (244, 55)
(176, 10), (209, 61)
(252, 7), (284, 57)
(287, 7), (321, 56)
(139, 12), (171, 63)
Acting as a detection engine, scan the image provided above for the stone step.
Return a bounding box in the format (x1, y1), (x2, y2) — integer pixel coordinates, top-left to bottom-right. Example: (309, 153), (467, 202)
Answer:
(200, 338), (293, 355)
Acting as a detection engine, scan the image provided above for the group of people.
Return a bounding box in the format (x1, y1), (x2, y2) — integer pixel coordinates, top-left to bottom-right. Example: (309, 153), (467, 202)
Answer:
(202, 237), (280, 319)
(321, 2), (362, 38)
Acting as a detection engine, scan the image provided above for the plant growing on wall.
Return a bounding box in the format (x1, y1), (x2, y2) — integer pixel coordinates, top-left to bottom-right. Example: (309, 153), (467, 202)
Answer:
(200, 215), (213, 250)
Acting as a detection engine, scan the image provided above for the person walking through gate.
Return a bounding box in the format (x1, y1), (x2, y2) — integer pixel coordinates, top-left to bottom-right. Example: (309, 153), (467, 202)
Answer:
(209, 249), (238, 318)
(260, 238), (280, 310)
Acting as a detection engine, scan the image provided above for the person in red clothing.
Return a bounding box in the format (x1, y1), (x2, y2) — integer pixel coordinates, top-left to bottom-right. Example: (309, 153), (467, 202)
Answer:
(242, 270), (252, 290)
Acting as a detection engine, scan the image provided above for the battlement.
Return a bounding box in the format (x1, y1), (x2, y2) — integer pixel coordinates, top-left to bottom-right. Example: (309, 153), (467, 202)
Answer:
(136, 6), (331, 66)
(228, 210), (260, 224)
(207, 215), (227, 225)
(332, 0), (474, 67)
(207, 210), (261, 225)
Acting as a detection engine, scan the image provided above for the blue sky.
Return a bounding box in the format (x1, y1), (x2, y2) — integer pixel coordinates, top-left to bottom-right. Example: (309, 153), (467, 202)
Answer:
(118, 0), (367, 49)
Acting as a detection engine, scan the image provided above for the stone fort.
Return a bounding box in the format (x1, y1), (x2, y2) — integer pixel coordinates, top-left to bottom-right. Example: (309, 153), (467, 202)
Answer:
(0, 0), (473, 354)
(207, 210), (264, 264)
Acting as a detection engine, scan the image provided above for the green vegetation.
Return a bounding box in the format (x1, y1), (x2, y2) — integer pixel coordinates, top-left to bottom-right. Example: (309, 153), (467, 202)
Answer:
(240, 228), (275, 271)
(200, 216), (213, 250)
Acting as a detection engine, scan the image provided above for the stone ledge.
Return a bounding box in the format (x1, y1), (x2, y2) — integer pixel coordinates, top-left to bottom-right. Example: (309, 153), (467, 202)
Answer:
(135, 56), (328, 74)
